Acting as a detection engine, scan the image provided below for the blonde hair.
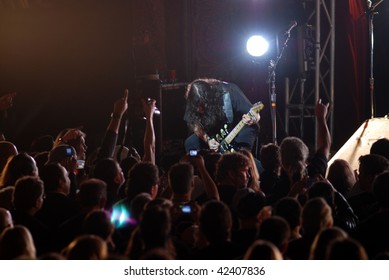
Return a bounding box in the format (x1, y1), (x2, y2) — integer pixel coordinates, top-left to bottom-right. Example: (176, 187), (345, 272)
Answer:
(302, 197), (333, 237)
(63, 234), (108, 260)
(243, 239), (283, 260)
(0, 225), (36, 259)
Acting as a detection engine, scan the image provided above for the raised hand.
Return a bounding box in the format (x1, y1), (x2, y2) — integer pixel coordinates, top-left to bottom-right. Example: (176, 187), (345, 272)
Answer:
(113, 89), (128, 117)
(315, 98), (329, 121)
(141, 98), (157, 121)
(0, 92), (16, 111)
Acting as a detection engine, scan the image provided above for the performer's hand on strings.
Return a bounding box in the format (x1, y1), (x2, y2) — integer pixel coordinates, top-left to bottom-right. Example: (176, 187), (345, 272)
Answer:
(207, 138), (220, 152)
(242, 112), (260, 125)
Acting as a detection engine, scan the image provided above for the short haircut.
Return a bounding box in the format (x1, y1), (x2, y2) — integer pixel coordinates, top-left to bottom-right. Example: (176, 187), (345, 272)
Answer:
(260, 143), (280, 171)
(236, 191), (265, 219)
(258, 216), (291, 249)
(78, 179), (107, 208)
(274, 197), (302, 230)
(370, 138), (389, 160)
(358, 154), (389, 177)
(13, 176), (44, 211)
(39, 163), (66, 193)
(168, 162), (194, 195)
(92, 158), (120, 186)
(126, 162), (159, 200)
(200, 200), (232, 243)
(308, 181), (335, 209)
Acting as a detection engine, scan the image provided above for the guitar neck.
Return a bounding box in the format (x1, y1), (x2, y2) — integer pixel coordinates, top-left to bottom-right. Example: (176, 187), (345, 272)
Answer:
(224, 120), (245, 144)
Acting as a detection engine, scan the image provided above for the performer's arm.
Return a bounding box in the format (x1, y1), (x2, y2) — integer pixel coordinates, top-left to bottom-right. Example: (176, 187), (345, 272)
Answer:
(193, 123), (220, 152)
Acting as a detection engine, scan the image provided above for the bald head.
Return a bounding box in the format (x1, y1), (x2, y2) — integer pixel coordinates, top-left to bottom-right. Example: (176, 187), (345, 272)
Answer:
(0, 141), (18, 171)
(0, 207), (13, 233)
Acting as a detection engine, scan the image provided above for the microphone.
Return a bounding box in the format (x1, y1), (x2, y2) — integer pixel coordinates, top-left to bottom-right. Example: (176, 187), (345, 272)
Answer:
(285, 20), (297, 35)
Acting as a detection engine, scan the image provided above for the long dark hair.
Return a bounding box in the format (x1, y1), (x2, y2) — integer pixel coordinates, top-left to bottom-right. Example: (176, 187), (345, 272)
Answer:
(185, 78), (226, 134)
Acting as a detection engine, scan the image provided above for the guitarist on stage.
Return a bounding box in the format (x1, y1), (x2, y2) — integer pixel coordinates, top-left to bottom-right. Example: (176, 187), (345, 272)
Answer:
(184, 78), (261, 153)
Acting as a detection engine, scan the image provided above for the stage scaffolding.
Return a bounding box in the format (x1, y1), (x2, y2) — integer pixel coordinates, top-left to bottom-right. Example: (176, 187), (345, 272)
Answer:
(285, 0), (335, 150)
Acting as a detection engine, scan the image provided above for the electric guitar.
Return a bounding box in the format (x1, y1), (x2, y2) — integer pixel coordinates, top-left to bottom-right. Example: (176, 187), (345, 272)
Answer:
(213, 101), (264, 153)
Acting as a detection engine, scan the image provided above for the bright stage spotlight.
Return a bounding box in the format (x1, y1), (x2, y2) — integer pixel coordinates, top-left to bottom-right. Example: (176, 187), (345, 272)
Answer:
(246, 35), (269, 57)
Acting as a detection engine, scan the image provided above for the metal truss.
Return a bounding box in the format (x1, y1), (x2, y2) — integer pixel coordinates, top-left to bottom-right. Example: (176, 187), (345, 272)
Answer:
(285, 0), (335, 149)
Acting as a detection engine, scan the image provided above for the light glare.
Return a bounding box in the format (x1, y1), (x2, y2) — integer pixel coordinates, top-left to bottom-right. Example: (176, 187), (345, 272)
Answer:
(246, 35), (269, 57)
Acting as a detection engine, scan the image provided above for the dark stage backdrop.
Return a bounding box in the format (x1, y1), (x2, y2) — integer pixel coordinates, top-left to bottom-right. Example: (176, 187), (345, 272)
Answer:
(0, 0), (387, 155)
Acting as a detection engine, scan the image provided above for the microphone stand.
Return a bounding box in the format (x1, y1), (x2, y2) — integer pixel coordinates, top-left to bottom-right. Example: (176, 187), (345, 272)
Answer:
(366, 0), (383, 119)
(268, 30), (293, 144)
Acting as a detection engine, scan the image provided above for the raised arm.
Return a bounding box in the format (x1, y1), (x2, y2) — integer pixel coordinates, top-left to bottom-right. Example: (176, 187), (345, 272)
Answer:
(189, 154), (219, 200)
(97, 89), (128, 159)
(108, 89), (128, 134)
(315, 99), (331, 159)
(141, 98), (156, 164)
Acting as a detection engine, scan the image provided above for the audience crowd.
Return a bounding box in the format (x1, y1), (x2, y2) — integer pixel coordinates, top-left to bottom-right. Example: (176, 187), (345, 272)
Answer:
(1, 90), (389, 260)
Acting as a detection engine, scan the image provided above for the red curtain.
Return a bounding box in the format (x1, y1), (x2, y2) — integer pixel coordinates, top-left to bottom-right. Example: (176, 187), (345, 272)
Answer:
(334, 0), (368, 147)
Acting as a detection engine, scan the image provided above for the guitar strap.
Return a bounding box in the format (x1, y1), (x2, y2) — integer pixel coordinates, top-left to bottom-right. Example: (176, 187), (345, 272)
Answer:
(221, 83), (233, 124)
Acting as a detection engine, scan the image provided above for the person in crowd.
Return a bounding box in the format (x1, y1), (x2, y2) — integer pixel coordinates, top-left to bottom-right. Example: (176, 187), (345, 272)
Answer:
(169, 158), (219, 211)
(0, 140), (18, 174)
(183, 78), (260, 152)
(243, 239), (283, 260)
(62, 234), (108, 260)
(83, 210), (116, 253)
(57, 178), (107, 251)
(115, 162), (159, 212)
(232, 190), (265, 252)
(257, 216), (291, 258)
(192, 200), (243, 259)
(139, 204), (175, 259)
(0, 207), (13, 234)
(11, 176), (53, 255)
(273, 197), (302, 241)
(238, 149), (262, 193)
(168, 162), (200, 228)
(90, 158), (125, 211)
(35, 163), (80, 229)
(309, 227), (348, 260)
(0, 152), (38, 189)
(286, 197), (333, 260)
(0, 225), (36, 260)
(326, 159), (356, 198)
(308, 181), (358, 232)
(271, 99), (331, 205)
(353, 171), (389, 258)
(215, 152), (251, 207)
(326, 237), (368, 260)
(54, 128), (87, 165)
(370, 137), (389, 160)
(0, 186), (14, 210)
(46, 145), (79, 199)
(347, 154), (389, 221)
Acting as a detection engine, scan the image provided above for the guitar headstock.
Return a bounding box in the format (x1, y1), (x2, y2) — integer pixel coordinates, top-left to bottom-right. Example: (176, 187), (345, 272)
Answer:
(250, 101), (264, 114)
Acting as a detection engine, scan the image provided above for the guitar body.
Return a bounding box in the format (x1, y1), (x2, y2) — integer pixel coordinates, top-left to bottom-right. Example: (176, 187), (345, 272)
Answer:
(211, 101), (264, 154)
(218, 139), (235, 153)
